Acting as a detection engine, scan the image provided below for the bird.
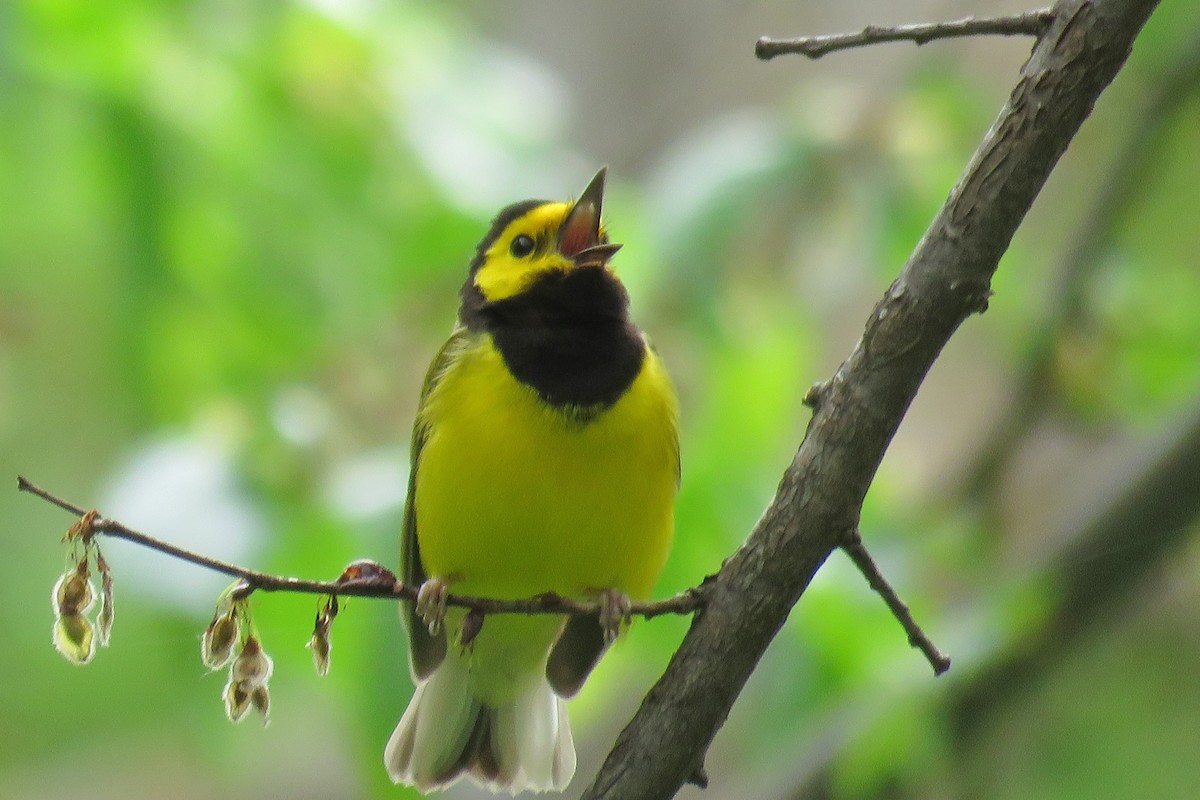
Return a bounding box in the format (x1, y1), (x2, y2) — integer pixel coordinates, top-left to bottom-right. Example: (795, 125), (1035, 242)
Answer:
(384, 168), (679, 793)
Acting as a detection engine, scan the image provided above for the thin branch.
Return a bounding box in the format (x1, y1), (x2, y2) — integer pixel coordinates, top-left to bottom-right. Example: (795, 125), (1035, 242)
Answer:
(580, 2), (1160, 798)
(841, 530), (951, 676)
(17, 475), (706, 619)
(756, 9), (1054, 61)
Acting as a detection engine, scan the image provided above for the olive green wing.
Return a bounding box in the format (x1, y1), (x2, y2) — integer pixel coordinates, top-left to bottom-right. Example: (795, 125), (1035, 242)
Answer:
(401, 327), (472, 681)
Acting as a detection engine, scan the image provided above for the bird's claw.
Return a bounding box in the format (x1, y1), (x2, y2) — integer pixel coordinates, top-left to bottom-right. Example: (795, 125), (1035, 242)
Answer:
(416, 577), (450, 636)
(597, 588), (632, 645)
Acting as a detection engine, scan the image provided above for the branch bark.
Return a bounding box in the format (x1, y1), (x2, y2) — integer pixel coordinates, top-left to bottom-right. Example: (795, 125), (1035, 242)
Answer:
(755, 10), (1053, 60)
(579, 2), (1160, 798)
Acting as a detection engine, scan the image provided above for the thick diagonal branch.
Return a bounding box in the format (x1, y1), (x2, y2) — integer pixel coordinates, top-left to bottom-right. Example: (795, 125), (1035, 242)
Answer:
(579, 2), (1160, 799)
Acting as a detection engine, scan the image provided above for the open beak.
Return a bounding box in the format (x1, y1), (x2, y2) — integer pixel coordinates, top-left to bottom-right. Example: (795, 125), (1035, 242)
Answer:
(559, 167), (622, 268)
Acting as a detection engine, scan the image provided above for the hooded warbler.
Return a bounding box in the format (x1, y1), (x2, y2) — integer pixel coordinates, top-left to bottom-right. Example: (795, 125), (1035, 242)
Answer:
(384, 168), (679, 793)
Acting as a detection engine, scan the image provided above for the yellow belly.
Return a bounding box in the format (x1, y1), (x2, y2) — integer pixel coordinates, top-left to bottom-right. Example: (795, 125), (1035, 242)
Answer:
(415, 335), (679, 603)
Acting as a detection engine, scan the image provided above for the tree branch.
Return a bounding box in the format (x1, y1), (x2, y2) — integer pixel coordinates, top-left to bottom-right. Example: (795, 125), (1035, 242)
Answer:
(21, 479), (941, 657)
(17, 475), (706, 619)
(755, 9), (1054, 61)
(755, 33), (1200, 792)
(841, 529), (951, 676)
(579, 2), (1160, 798)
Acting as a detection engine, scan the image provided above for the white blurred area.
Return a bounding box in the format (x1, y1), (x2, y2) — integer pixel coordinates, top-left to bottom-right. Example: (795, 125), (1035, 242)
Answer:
(99, 432), (265, 613)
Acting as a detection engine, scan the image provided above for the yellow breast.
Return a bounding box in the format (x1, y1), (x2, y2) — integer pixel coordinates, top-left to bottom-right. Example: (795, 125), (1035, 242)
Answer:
(413, 333), (678, 602)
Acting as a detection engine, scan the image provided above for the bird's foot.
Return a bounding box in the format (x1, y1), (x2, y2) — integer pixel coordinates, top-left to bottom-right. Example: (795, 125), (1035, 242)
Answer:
(596, 588), (633, 645)
(416, 577), (450, 636)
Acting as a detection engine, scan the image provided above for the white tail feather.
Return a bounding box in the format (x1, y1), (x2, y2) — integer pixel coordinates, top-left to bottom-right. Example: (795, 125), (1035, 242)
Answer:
(385, 653), (576, 794)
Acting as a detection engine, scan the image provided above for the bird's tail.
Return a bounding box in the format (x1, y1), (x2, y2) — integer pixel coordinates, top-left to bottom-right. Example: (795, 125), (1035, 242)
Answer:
(384, 651), (576, 793)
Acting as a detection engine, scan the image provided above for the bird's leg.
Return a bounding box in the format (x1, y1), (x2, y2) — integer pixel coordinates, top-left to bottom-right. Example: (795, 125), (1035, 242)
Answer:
(416, 577), (450, 636)
(596, 587), (633, 645)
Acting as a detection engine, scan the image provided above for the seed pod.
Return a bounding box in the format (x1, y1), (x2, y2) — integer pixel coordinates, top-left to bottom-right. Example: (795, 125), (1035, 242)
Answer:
(307, 613), (332, 676)
(53, 613), (96, 665)
(461, 607), (485, 647)
(231, 635), (273, 688)
(223, 679), (252, 723)
(97, 569), (115, 647)
(53, 564), (95, 617)
(251, 684), (270, 725)
(201, 611), (239, 670)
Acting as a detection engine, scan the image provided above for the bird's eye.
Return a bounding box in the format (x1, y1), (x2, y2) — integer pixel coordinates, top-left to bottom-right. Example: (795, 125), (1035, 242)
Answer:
(510, 234), (536, 258)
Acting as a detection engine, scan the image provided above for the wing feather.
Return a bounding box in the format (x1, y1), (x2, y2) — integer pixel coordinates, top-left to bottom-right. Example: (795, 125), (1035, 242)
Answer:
(402, 328), (474, 680)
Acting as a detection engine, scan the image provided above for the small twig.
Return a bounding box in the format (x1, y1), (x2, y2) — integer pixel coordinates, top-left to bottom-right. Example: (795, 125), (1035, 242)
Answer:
(756, 9), (1054, 61)
(18, 476), (706, 618)
(840, 529), (951, 675)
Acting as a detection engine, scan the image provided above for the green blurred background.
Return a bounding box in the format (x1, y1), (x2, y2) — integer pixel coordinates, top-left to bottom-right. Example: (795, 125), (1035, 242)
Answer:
(4, 1), (1200, 798)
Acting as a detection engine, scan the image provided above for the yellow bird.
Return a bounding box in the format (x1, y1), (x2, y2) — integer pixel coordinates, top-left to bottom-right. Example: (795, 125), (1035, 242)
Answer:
(384, 168), (679, 793)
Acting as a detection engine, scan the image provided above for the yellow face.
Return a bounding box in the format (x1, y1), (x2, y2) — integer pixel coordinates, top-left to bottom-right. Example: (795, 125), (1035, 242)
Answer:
(468, 168), (615, 303)
(473, 203), (585, 301)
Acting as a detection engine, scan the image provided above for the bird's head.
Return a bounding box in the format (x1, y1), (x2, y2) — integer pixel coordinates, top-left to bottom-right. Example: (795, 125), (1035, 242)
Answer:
(460, 168), (622, 312)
